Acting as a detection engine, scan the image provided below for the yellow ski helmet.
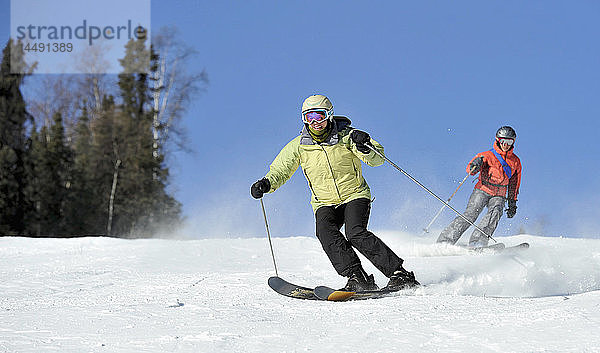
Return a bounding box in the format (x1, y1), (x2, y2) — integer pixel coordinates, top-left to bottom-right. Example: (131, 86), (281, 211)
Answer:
(301, 94), (334, 122)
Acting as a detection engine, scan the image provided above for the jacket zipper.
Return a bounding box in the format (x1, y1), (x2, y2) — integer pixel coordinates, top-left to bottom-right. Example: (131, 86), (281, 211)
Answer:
(320, 144), (343, 202)
(302, 169), (318, 201)
(352, 161), (359, 179)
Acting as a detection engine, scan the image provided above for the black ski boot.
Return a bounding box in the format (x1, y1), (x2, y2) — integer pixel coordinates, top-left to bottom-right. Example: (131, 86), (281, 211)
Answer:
(342, 266), (379, 292)
(386, 266), (420, 290)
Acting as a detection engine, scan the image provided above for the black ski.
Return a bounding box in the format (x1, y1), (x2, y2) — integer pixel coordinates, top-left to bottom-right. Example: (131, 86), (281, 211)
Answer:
(267, 276), (319, 300)
(268, 276), (410, 301)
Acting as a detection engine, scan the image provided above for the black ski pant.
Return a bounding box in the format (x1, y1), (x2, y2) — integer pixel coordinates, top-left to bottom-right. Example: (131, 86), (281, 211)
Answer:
(315, 198), (403, 278)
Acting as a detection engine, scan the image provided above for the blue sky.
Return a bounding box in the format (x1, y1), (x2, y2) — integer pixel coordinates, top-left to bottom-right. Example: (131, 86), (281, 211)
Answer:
(2, 1), (599, 238)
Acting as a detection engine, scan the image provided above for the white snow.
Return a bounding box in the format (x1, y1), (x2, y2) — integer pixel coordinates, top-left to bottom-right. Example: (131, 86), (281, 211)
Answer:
(1, 233), (600, 352)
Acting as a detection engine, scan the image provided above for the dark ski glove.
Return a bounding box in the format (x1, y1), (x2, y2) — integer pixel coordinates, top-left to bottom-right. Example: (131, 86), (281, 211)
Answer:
(251, 178), (271, 199)
(350, 130), (371, 154)
(506, 199), (517, 218)
(469, 156), (484, 174)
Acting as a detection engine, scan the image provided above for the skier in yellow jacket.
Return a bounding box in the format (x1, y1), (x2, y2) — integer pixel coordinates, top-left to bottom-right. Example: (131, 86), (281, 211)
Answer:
(251, 94), (419, 291)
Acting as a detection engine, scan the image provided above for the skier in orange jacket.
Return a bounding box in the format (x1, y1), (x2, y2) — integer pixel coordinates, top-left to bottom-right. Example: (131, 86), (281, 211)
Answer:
(437, 126), (522, 247)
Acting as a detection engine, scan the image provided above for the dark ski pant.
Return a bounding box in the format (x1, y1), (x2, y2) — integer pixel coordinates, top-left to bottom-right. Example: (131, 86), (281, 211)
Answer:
(436, 188), (505, 246)
(315, 198), (403, 278)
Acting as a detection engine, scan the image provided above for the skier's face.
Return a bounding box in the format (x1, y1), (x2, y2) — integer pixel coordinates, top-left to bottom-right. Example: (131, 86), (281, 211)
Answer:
(309, 118), (328, 131)
(499, 139), (513, 152)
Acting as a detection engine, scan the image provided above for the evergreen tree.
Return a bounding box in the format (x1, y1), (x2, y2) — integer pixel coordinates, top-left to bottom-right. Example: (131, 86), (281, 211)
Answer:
(65, 104), (95, 235)
(0, 146), (23, 234)
(30, 125), (50, 234)
(111, 32), (181, 237)
(22, 121), (38, 235)
(1, 31), (188, 238)
(31, 113), (72, 236)
(49, 112), (73, 234)
(26, 125), (46, 235)
(64, 105), (96, 234)
(89, 95), (119, 235)
(0, 40), (32, 235)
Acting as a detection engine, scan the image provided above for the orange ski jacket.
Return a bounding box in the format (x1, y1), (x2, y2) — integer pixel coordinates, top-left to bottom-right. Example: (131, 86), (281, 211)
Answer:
(467, 141), (522, 201)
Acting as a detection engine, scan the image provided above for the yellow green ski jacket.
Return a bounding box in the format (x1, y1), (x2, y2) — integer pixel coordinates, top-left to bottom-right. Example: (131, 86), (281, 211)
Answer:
(265, 116), (385, 213)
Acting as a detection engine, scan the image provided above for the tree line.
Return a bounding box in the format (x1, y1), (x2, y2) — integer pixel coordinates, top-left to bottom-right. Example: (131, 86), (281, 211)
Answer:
(0, 30), (207, 237)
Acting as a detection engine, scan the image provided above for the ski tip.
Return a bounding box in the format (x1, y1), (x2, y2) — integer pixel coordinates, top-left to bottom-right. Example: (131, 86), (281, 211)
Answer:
(268, 277), (318, 300)
(268, 276), (283, 287)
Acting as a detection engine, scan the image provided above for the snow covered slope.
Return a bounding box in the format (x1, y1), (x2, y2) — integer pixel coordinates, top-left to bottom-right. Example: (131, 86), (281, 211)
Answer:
(1, 233), (599, 352)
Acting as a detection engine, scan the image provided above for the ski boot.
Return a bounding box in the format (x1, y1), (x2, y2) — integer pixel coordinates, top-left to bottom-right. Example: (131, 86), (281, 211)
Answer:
(342, 266), (379, 292)
(386, 266), (420, 290)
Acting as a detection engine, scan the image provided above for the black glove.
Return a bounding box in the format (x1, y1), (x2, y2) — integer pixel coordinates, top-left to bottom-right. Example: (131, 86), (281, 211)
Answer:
(350, 130), (371, 154)
(506, 199), (517, 218)
(251, 178), (271, 199)
(469, 156), (484, 174)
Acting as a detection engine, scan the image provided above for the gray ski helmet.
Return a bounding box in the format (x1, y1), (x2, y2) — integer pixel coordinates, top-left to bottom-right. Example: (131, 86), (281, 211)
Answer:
(496, 126), (516, 140)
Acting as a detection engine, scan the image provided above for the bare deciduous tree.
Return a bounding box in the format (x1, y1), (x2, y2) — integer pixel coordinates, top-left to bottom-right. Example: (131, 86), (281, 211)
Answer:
(24, 41), (117, 141)
(151, 26), (209, 159)
(73, 40), (116, 121)
(24, 75), (81, 141)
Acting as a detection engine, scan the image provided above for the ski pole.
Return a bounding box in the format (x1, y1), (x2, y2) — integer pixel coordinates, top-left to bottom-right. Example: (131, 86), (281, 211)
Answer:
(366, 143), (497, 243)
(422, 174), (469, 234)
(260, 198), (279, 276)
